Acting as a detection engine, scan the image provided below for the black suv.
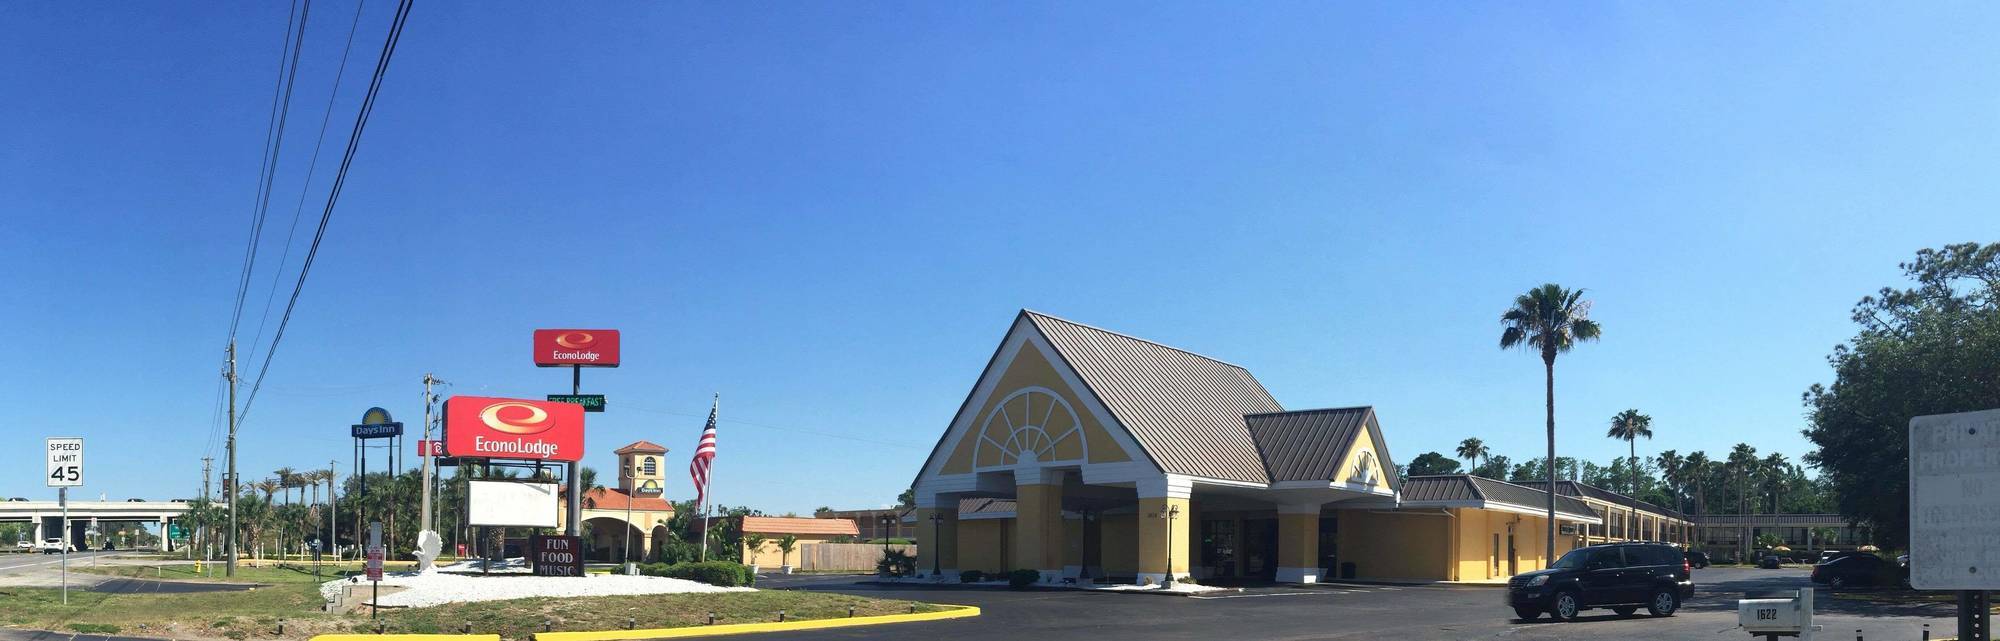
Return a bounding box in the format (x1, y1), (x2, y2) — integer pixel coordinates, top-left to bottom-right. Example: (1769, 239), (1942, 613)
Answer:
(1507, 542), (1694, 621)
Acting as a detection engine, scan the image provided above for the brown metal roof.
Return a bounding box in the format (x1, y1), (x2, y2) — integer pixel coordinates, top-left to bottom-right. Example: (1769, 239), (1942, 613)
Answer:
(1514, 480), (1687, 520)
(1400, 474), (1598, 518)
(1026, 311), (1282, 484)
(1246, 407), (1376, 482)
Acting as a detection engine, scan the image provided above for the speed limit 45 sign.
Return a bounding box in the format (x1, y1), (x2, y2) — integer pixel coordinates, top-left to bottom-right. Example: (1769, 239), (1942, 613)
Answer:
(46, 437), (82, 487)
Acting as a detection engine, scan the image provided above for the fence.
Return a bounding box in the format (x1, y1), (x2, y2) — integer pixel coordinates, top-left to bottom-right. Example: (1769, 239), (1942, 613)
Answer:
(797, 543), (916, 571)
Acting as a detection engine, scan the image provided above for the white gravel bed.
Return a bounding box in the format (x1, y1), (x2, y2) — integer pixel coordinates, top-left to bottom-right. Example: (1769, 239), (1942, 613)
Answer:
(320, 560), (752, 608)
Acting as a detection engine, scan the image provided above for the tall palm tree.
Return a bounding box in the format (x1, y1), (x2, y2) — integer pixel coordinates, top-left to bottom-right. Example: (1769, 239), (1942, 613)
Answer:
(1606, 409), (1653, 537)
(276, 468), (300, 560)
(1684, 451), (1712, 515)
(1455, 438), (1490, 471)
(1655, 450), (1685, 513)
(1761, 453), (1790, 514)
(1726, 444), (1758, 560)
(1500, 283), (1602, 560)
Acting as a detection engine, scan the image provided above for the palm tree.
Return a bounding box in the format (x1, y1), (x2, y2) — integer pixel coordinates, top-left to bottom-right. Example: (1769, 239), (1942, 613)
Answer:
(1684, 451), (1712, 515)
(274, 468), (296, 560)
(1760, 453), (1790, 514)
(253, 480), (280, 558)
(778, 534), (798, 571)
(1499, 283), (1603, 560)
(1606, 409), (1652, 537)
(1455, 438), (1490, 471)
(1726, 444), (1758, 560)
(1655, 450), (1685, 513)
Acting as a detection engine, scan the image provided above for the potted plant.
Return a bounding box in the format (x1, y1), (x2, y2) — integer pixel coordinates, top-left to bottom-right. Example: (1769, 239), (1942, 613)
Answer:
(777, 535), (798, 575)
(743, 533), (767, 575)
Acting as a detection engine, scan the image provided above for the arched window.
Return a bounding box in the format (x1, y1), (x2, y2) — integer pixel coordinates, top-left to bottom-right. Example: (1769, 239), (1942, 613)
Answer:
(642, 457), (657, 475)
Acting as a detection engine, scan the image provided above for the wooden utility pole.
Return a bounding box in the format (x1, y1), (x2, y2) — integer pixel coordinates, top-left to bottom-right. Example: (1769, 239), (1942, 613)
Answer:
(225, 341), (239, 577)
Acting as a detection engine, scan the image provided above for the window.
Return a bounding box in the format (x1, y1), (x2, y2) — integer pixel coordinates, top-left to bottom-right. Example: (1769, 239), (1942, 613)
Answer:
(642, 457), (657, 475)
(1587, 548), (1626, 570)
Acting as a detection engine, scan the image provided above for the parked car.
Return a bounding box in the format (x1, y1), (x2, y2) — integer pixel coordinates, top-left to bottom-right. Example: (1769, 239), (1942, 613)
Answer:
(101, 541), (116, 551)
(14, 540), (32, 550)
(38, 538), (73, 554)
(1684, 550), (1710, 569)
(1758, 554), (1783, 569)
(1508, 542), (1694, 621)
(1818, 550), (1869, 564)
(1811, 553), (1899, 588)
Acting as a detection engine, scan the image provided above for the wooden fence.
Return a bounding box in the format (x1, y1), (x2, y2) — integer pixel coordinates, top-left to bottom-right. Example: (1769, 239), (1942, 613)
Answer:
(797, 543), (916, 571)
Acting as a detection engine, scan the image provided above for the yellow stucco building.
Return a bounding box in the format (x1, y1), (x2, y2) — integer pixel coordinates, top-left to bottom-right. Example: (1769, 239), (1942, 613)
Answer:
(911, 311), (1609, 585)
(559, 440), (676, 562)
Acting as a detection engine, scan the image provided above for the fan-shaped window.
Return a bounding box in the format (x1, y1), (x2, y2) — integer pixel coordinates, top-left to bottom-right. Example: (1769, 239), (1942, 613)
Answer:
(973, 387), (1086, 468)
(642, 457), (657, 475)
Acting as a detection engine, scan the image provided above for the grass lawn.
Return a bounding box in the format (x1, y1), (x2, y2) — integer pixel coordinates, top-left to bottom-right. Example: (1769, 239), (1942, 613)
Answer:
(2, 563), (945, 641)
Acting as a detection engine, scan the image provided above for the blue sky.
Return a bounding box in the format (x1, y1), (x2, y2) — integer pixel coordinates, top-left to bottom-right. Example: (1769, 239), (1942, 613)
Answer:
(3, 3), (1995, 513)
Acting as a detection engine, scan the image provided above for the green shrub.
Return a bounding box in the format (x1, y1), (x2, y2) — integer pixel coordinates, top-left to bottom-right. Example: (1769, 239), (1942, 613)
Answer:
(1008, 568), (1041, 589)
(640, 561), (754, 587)
(876, 548), (916, 577)
(958, 570), (984, 583)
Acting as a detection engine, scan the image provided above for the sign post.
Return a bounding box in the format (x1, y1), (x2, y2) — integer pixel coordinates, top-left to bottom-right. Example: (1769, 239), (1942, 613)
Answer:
(46, 437), (82, 605)
(366, 521), (384, 618)
(1909, 408), (2000, 641)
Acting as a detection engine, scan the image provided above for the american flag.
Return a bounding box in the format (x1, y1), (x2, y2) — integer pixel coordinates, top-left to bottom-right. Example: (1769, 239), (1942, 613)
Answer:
(688, 397), (718, 507)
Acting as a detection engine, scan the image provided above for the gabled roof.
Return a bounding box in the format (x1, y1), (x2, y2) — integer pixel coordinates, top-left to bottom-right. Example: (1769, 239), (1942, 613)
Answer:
(1399, 474), (1599, 520)
(1025, 311), (1283, 483)
(1246, 406), (1397, 489)
(1513, 480), (1687, 521)
(742, 516), (859, 536)
(614, 441), (669, 455)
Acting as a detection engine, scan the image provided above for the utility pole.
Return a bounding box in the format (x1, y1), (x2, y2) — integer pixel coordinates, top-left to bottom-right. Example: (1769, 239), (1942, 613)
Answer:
(328, 460), (337, 561)
(201, 457), (212, 561)
(225, 341), (239, 577)
(419, 374), (442, 536)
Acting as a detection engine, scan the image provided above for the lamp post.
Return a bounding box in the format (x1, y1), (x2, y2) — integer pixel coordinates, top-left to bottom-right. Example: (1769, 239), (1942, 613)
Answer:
(929, 512), (942, 577)
(879, 515), (894, 575)
(1157, 504), (1180, 588)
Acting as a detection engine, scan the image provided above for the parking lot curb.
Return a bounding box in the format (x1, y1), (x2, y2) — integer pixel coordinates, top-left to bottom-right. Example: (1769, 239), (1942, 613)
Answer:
(530, 605), (980, 640)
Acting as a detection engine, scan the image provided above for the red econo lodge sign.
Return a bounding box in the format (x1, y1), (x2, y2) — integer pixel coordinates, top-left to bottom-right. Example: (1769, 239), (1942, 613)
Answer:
(533, 329), (620, 367)
(443, 396), (585, 462)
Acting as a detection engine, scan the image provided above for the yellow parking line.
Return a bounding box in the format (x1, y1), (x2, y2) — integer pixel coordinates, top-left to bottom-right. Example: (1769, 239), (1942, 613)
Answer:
(533, 605), (981, 641)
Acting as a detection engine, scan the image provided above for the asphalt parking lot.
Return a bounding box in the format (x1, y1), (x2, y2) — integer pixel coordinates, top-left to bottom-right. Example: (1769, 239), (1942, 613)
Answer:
(757, 567), (1957, 640)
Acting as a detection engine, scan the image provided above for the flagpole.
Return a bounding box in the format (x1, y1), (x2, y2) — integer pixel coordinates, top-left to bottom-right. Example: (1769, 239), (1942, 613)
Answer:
(697, 394), (717, 562)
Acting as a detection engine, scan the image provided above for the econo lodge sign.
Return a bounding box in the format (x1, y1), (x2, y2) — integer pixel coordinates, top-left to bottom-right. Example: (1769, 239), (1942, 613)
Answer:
(443, 396), (585, 462)
(534, 329), (620, 367)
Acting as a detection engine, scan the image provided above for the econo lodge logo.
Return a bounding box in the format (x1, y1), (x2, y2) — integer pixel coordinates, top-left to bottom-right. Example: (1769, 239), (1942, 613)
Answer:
(533, 329), (619, 367)
(480, 401), (555, 435)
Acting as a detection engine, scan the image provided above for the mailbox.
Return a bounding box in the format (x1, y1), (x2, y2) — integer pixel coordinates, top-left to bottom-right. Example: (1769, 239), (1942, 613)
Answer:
(1737, 588), (1820, 640)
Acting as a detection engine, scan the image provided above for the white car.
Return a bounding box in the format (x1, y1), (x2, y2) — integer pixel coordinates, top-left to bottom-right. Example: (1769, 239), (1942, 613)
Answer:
(38, 538), (74, 554)
(13, 540), (31, 550)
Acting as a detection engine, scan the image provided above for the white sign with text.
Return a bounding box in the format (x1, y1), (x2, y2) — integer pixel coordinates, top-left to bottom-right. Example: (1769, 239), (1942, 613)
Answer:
(1909, 408), (2000, 590)
(46, 437), (83, 487)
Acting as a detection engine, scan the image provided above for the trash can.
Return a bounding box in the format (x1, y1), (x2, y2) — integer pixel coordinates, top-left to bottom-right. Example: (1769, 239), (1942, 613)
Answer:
(1340, 562), (1357, 579)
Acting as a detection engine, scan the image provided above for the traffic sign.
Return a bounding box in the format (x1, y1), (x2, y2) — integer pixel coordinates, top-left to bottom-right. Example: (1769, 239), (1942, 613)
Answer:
(1909, 408), (2000, 589)
(46, 437), (82, 487)
(546, 394), (606, 412)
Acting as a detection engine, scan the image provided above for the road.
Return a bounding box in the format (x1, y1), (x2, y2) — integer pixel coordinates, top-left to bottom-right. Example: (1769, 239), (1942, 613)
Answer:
(0, 550), (122, 573)
(754, 567), (1956, 640)
(0, 551), (252, 593)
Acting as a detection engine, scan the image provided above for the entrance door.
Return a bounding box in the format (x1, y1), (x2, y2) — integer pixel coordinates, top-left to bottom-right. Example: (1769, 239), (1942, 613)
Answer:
(1241, 518), (1278, 580)
(1318, 516), (1339, 578)
(1200, 520), (1237, 578)
(1507, 533), (1518, 576)
(1491, 534), (1501, 578)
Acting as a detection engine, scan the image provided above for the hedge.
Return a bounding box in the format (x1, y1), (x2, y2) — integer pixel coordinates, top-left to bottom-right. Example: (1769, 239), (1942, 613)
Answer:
(639, 561), (755, 587)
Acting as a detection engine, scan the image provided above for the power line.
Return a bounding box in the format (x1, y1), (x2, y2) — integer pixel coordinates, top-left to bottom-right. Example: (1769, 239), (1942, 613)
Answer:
(228, 0), (312, 345)
(240, 0), (414, 424)
(247, 0), (369, 361)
